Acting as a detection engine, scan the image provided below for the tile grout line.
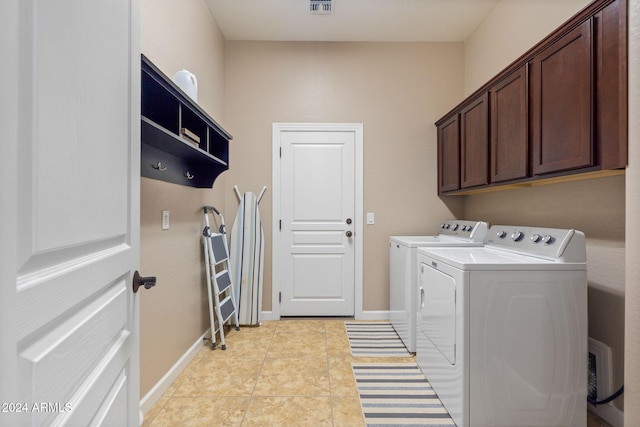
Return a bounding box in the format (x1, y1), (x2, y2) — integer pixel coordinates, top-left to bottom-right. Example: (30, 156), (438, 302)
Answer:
(324, 321), (336, 427)
(239, 321), (277, 427)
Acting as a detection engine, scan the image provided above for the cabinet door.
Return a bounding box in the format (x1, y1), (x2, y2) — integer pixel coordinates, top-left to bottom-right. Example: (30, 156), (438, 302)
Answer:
(531, 19), (593, 175)
(437, 114), (460, 193)
(460, 93), (489, 188)
(595, 0), (627, 169)
(490, 66), (528, 183)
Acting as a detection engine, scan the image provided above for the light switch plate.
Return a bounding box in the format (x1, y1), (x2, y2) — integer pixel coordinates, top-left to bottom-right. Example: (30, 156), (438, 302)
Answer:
(366, 212), (375, 225)
(162, 210), (170, 230)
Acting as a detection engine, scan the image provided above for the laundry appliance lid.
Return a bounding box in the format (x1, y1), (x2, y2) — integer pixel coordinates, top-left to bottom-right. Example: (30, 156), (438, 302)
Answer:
(390, 235), (484, 247)
(417, 246), (586, 271)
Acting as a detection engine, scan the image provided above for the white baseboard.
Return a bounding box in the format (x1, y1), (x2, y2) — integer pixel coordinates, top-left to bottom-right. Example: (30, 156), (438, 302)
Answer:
(261, 310), (390, 321)
(260, 311), (274, 321)
(589, 403), (624, 427)
(359, 311), (390, 321)
(139, 330), (209, 415)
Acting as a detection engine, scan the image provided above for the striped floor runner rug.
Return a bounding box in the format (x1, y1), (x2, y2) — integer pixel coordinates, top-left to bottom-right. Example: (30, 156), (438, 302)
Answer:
(345, 322), (411, 357)
(352, 363), (454, 426)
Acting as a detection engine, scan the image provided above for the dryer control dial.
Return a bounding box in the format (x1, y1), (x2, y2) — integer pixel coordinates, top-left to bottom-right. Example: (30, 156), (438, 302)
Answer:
(451, 224), (459, 231)
(511, 231), (524, 241)
(531, 234), (541, 243)
(497, 231), (507, 238)
(542, 235), (554, 244)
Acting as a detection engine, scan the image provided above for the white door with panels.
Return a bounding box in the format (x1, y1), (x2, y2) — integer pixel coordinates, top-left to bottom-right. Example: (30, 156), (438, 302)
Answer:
(274, 124), (363, 317)
(1, 1), (142, 426)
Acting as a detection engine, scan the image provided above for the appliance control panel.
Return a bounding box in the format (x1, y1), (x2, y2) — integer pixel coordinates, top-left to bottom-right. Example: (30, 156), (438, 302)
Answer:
(439, 220), (488, 242)
(484, 225), (586, 262)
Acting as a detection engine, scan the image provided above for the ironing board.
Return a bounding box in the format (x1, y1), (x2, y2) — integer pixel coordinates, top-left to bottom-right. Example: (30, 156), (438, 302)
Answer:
(230, 187), (265, 325)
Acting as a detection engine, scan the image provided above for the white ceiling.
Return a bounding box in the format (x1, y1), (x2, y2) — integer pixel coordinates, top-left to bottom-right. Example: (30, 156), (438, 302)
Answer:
(205, 0), (500, 42)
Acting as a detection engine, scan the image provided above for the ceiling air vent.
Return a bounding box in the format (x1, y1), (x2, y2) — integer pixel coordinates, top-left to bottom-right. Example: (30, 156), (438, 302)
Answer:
(310, 0), (332, 15)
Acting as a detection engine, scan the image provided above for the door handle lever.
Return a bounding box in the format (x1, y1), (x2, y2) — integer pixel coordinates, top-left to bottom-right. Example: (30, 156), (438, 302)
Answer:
(133, 271), (157, 293)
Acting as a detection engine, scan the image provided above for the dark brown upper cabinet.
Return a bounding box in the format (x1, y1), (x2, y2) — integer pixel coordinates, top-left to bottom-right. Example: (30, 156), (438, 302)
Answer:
(531, 20), (594, 175)
(437, 113), (460, 193)
(435, 0), (627, 195)
(460, 93), (489, 189)
(595, 0), (628, 169)
(490, 66), (529, 183)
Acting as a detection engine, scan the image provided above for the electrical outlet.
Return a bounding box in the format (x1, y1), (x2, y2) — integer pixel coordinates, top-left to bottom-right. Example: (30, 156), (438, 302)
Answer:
(162, 210), (170, 230)
(588, 337), (613, 404)
(588, 352), (598, 401)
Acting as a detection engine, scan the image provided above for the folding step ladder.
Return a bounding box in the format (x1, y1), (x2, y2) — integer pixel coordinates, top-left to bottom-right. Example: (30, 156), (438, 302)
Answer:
(202, 206), (240, 350)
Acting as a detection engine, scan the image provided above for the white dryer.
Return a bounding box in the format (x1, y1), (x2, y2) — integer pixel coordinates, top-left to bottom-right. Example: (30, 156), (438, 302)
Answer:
(389, 220), (488, 353)
(416, 225), (587, 427)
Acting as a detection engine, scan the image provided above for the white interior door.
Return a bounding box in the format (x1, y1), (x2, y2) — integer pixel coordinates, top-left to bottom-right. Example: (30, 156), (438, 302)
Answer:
(274, 124), (362, 317)
(1, 1), (141, 426)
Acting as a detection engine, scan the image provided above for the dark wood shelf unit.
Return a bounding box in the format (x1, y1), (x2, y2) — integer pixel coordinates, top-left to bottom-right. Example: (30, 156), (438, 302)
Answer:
(141, 55), (232, 188)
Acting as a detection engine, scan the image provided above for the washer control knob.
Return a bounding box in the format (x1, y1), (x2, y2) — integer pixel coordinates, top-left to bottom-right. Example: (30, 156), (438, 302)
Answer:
(452, 224), (459, 231)
(531, 234), (541, 243)
(511, 231), (524, 241)
(441, 223), (446, 229)
(542, 235), (554, 244)
(467, 226), (473, 232)
(497, 231), (507, 238)
(443, 223), (450, 229)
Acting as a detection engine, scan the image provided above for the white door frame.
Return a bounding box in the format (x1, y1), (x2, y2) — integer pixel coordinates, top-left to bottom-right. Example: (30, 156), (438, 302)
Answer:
(272, 123), (363, 320)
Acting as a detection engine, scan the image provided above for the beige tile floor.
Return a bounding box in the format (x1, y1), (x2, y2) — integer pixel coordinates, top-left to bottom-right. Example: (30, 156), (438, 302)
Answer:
(142, 319), (414, 427)
(142, 318), (612, 427)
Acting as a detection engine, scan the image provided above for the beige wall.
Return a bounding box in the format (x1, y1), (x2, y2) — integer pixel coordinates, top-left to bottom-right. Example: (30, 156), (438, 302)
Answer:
(462, 0), (625, 412)
(224, 41), (465, 312)
(464, 0), (591, 95)
(626, 0), (639, 423)
(139, 0), (227, 397)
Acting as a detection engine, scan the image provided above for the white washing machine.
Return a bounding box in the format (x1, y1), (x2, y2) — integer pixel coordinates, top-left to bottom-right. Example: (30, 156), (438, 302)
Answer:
(389, 220), (488, 353)
(416, 225), (587, 427)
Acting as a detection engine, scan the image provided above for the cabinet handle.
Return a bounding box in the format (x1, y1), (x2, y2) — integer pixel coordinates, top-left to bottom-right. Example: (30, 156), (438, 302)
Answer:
(153, 162), (167, 171)
(185, 171), (195, 180)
